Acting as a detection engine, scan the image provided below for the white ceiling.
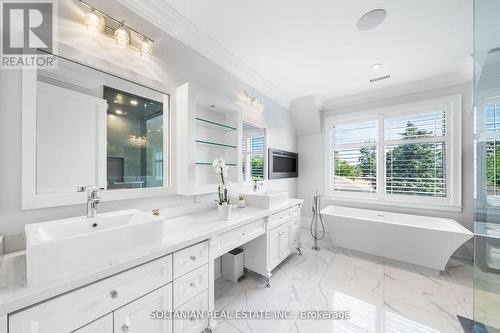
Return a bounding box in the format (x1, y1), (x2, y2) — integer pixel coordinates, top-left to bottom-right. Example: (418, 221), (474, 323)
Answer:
(157, 0), (473, 104)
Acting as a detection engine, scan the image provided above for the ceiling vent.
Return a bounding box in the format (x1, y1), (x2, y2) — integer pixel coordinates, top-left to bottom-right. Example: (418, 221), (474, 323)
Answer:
(370, 75), (391, 83)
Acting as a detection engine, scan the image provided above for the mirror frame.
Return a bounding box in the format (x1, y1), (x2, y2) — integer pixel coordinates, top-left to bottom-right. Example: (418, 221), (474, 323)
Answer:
(21, 55), (173, 209)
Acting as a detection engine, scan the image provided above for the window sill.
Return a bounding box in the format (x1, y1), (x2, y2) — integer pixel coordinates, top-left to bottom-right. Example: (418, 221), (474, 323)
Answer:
(323, 195), (463, 213)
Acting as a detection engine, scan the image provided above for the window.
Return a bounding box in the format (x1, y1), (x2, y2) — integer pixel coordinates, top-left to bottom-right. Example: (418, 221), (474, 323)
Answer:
(325, 96), (462, 210)
(242, 124), (265, 182)
(384, 111), (447, 197)
(332, 121), (377, 193)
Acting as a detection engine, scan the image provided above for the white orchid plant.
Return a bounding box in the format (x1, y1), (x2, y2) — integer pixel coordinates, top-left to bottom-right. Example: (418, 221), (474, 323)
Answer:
(213, 157), (230, 205)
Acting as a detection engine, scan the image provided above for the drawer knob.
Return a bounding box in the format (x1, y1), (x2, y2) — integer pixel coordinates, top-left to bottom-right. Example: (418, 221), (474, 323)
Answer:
(121, 324), (130, 332)
(190, 255), (197, 261)
(190, 282), (196, 288)
(189, 316), (195, 322)
(110, 290), (119, 299)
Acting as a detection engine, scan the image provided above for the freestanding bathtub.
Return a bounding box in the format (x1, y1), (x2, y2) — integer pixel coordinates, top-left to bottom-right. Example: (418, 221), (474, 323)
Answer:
(320, 205), (473, 271)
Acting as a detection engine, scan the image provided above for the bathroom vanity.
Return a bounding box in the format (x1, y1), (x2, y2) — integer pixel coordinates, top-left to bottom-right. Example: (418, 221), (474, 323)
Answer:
(0, 200), (302, 333)
(6, 49), (304, 333)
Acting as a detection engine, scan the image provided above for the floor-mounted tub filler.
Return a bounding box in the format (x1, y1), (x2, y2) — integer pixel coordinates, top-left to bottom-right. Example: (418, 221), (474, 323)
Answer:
(320, 205), (473, 271)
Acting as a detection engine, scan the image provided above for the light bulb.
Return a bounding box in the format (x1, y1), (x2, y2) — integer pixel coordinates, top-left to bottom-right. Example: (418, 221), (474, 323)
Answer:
(85, 11), (101, 34)
(141, 39), (152, 58)
(114, 27), (129, 48)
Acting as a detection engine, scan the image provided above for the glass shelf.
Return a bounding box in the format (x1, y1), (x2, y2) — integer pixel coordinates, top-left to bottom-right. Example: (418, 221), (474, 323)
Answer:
(195, 140), (237, 149)
(195, 161), (237, 167)
(195, 117), (236, 131)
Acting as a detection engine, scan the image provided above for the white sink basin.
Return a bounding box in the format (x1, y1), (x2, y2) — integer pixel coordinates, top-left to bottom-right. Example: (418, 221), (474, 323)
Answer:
(244, 191), (289, 209)
(25, 209), (164, 287)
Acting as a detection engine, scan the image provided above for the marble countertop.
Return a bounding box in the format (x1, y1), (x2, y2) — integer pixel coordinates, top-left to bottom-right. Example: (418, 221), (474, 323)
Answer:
(0, 199), (303, 315)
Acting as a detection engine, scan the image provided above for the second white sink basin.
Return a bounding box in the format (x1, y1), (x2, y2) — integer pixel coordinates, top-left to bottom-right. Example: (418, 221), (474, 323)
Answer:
(244, 191), (289, 209)
(25, 209), (164, 287)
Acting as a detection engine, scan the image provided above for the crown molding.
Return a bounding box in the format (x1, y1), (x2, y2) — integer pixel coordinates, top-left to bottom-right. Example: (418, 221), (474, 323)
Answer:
(117, 0), (291, 108)
(323, 72), (472, 111)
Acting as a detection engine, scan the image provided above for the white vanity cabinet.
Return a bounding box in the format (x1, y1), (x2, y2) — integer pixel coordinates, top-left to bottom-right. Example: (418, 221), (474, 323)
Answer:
(269, 222), (291, 268)
(73, 314), (113, 333)
(8, 242), (210, 333)
(114, 284), (172, 333)
(243, 204), (302, 286)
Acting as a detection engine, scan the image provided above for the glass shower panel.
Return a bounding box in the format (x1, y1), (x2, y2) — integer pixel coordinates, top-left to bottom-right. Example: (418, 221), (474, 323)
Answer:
(104, 87), (164, 189)
(474, 0), (500, 331)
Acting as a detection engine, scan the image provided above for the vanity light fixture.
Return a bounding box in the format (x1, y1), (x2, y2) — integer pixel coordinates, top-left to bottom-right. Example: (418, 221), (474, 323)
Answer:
(84, 10), (102, 34)
(141, 38), (153, 59)
(114, 25), (129, 49)
(79, 0), (155, 58)
(236, 90), (264, 112)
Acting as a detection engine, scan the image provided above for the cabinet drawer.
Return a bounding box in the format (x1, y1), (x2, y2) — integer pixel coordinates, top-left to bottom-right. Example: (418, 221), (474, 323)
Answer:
(173, 241), (208, 279)
(290, 216), (301, 231)
(9, 255), (172, 333)
(268, 208), (291, 222)
(173, 290), (208, 333)
(114, 284), (172, 333)
(73, 314), (113, 333)
(173, 265), (208, 308)
(268, 206), (300, 229)
(215, 219), (265, 257)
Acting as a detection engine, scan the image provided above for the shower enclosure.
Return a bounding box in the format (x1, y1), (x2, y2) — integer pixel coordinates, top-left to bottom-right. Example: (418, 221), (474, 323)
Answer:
(474, 0), (500, 331)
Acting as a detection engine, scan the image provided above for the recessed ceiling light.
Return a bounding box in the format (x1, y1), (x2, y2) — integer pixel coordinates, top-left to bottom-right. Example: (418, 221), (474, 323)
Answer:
(130, 100), (138, 106)
(357, 9), (387, 31)
(371, 63), (383, 70)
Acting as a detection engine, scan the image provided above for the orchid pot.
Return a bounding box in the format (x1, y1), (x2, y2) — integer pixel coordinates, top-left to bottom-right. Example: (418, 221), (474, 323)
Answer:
(218, 202), (232, 220)
(213, 157), (232, 220)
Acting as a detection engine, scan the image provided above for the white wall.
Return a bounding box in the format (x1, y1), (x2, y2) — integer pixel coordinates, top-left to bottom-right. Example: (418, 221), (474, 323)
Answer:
(0, 0), (297, 235)
(297, 83), (474, 230)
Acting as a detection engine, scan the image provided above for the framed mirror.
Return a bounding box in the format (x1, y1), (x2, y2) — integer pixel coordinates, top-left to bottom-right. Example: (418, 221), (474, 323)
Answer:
(22, 54), (171, 209)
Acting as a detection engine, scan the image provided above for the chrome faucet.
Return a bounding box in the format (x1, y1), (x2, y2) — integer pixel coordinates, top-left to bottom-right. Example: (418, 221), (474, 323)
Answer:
(86, 187), (101, 218)
(253, 179), (263, 192)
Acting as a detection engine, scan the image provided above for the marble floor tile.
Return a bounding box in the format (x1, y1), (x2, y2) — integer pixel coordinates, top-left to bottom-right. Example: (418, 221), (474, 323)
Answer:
(384, 265), (463, 322)
(297, 282), (384, 333)
(213, 242), (474, 333)
(383, 298), (464, 333)
(215, 276), (259, 311)
(443, 259), (474, 319)
(214, 320), (242, 333)
(223, 286), (305, 333)
(445, 259), (473, 288)
(270, 262), (324, 303)
(299, 227), (333, 250)
(321, 253), (384, 296)
(282, 246), (335, 275)
(291, 314), (383, 333)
